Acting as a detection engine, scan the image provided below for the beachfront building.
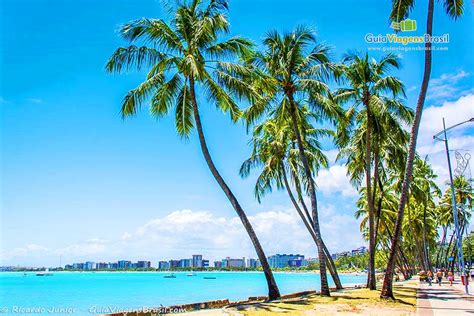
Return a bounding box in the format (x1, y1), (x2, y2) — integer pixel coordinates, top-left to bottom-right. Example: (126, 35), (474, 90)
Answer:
(351, 246), (368, 256)
(136, 261), (151, 268)
(192, 255), (203, 268)
(268, 254), (305, 268)
(118, 260), (131, 269)
(331, 251), (351, 260)
(246, 258), (257, 268)
(214, 261), (222, 268)
(169, 260), (180, 269)
(72, 263), (84, 270)
(202, 259), (209, 268)
(179, 259), (192, 268)
(222, 257), (245, 268)
(158, 261), (170, 270)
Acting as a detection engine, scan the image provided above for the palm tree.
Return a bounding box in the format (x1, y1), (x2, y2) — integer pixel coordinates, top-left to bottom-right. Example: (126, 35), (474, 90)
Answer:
(240, 106), (343, 289)
(243, 27), (343, 296)
(335, 52), (408, 289)
(381, 0), (464, 299)
(105, 0), (281, 300)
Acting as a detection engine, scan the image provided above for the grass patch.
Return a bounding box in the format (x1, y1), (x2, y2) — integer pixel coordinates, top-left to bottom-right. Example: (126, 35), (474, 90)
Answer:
(230, 281), (417, 315)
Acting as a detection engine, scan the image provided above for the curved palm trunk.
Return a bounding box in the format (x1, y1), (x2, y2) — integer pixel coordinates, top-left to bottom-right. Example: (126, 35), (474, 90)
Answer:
(287, 96), (330, 296)
(189, 78), (280, 300)
(380, 0), (434, 299)
(282, 168), (343, 289)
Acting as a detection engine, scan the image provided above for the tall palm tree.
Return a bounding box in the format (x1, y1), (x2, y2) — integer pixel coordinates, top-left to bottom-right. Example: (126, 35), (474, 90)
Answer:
(381, 0), (464, 299)
(241, 106), (343, 289)
(335, 52), (408, 289)
(105, 0), (281, 300)
(244, 27), (343, 296)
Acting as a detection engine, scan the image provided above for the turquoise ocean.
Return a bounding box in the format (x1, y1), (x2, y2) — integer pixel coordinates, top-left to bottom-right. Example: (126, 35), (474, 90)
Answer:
(0, 271), (366, 315)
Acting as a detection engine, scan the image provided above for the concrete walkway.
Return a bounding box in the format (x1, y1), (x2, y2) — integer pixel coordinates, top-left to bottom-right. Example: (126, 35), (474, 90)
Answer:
(417, 278), (474, 315)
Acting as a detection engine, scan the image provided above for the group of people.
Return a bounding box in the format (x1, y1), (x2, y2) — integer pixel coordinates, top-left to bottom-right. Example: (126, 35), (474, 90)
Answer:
(425, 269), (455, 286)
(420, 268), (474, 286)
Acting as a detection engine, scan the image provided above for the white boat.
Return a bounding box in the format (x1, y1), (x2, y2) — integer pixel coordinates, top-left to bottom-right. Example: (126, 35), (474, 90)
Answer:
(187, 273), (197, 276)
(36, 269), (53, 276)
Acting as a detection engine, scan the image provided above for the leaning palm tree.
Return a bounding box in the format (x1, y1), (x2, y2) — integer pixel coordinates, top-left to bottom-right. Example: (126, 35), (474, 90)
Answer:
(335, 52), (408, 290)
(381, 0), (464, 299)
(105, 0), (281, 299)
(241, 106), (343, 289)
(244, 27), (343, 296)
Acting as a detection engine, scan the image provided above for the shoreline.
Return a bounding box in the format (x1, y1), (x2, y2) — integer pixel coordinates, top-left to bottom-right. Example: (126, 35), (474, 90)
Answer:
(105, 283), (369, 316)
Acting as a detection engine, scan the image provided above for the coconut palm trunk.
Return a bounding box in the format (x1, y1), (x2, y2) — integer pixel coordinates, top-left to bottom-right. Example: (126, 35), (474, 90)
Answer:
(287, 97), (330, 296)
(364, 99), (377, 290)
(282, 168), (343, 289)
(380, 0), (434, 299)
(189, 77), (281, 300)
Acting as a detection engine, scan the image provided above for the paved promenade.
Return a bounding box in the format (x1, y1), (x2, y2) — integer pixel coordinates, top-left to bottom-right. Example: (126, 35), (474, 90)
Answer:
(417, 277), (474, 315)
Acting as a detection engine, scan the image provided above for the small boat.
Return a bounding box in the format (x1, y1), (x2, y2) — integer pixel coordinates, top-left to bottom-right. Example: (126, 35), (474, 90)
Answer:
(36, 269), (53, 276)
(164, 273), (176, 278)
(187, 273), (197, 276)
(203, 276), (216, 279)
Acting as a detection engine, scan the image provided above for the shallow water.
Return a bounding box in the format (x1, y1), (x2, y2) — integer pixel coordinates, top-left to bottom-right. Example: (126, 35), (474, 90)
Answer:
(0, 271), (366, 315)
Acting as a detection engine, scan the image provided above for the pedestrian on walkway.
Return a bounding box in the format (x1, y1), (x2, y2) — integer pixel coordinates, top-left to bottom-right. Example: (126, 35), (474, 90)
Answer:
(427, 270), (433, 286)
(470, 267), (474, 281)
(448, 271), (454, 286)
(436, 269), (443, 286)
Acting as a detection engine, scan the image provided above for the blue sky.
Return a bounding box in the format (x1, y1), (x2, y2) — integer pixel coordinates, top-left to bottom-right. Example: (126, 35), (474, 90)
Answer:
(1, 0), (473, 267)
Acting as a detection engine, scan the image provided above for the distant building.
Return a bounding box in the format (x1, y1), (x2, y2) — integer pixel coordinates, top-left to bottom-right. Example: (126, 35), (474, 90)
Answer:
(118, 260), (131, 269)
(158, 261), (170, 270)
(169, 260), (180, 269)
(109, 262), (118, 269)
(268, 254), (305, 268)
(222, 257), (245, 268)
(179, 259), (192, 268)
(246, 258), (257, 269)
(331, 251), (351, 260)
(85, 262), (96, 270)
(202, 260), (209, 268)
(192, 255), (203, 268)
(72, 263), (84, 270)
(137, 261), (151, 269)
(214, 261), (222, 268)
(97, 262), (109, 269)
(351, 246), (368, 256)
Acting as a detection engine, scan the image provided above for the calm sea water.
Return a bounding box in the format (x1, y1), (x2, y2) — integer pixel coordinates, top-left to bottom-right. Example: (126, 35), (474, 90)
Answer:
(0, 271), (366, 315)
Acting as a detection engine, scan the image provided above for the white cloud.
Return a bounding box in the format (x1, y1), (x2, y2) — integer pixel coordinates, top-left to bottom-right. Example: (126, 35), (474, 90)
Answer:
(418, 93), (474, 189)
(427, 70), (470, 101)
(2, 207), (364, 267)
(316, 165), (358, 197)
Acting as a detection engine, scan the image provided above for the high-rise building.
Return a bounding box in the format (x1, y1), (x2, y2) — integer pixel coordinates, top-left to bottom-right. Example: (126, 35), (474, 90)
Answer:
(179, 259), (192, 268)
(85, 261), (96, 270)
(169, 260), (180, 269)
(192, 255), (203, 268)
(118, 260), (131, 269)
(158, 261), (170, 270)
(137, 261), (151, 268)
(267, 254), (305, 268)
(214, 261), (222, 268)
(222, 257), (245, 268)
(202, 260), (209, 268)
(246, 258), (257, 268)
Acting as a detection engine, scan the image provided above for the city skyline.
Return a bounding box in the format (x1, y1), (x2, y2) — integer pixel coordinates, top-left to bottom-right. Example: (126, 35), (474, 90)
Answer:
(2, 246), (368, 270)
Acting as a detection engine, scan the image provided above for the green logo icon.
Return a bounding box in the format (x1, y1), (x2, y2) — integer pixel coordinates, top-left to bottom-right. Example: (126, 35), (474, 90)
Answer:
(391, 19), (417, 32)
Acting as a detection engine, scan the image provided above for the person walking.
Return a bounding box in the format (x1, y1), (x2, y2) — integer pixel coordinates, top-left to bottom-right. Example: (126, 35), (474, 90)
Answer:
(448, 271), (454, 286)
(427, 270), (433, 286)
(436, 269), (443, 286)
